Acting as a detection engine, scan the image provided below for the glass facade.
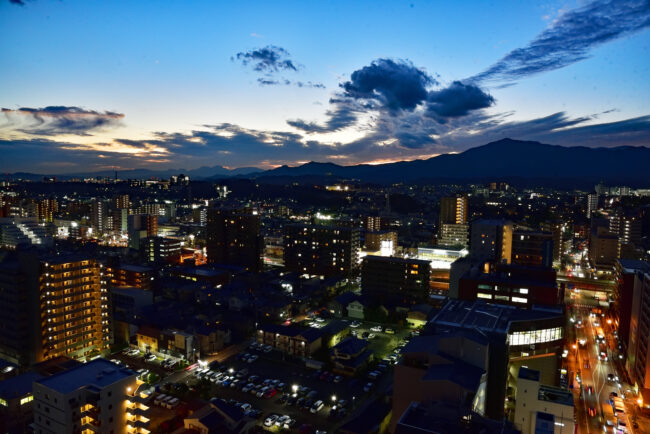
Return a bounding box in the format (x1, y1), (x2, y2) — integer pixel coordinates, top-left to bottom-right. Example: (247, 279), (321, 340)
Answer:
(509, 327), (563, 346)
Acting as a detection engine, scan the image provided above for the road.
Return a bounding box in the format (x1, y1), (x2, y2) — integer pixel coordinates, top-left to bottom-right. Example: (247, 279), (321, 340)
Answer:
(568, 305), (638, 433)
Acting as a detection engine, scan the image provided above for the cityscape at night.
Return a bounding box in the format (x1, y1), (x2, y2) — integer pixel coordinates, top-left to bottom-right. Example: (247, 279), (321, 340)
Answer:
(1, 1), (650, 433)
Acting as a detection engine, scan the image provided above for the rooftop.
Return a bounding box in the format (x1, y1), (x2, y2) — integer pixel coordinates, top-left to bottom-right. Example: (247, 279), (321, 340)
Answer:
(538, 384), (574, 407)
(0, 371), (44, 400)
(36, 358), (135, 395)
(518, 366), (541, 382)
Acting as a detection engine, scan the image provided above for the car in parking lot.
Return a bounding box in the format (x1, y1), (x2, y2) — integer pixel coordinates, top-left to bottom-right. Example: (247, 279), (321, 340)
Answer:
(264, 388), (277, 399)
(350, 321), (361, 328)
(310, 400), (324, 413)
(334, 375), (343, 383)
(264, 415), (279, 427)
(364, 382), (374, 392)
(385, 327), (396, 334)
(370, 325), (383, 332)
(247, 354), (258, 363)
(144, 353), (156, 362)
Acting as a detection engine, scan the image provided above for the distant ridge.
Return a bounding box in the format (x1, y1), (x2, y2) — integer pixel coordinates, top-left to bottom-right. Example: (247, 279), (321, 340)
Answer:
(254, 138), (650, 186)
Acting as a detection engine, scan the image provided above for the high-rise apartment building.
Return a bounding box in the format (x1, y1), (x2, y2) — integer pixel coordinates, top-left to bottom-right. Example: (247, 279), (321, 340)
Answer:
(111, 194), (130, 210)
(91, 200), (106, 235)
(627, 269), (650, 394)
(284, 223), (360, 277)
(470, 219), (513, 264)
(615, 260), (650, 354)
(587, 192), (598, 218)
(439, 223), (469, 247)
(439, 195), (468, 225)
(37, 199), (58, 223)
(206, 208), (263, 272)
(0, 253), (111, 366)
(33, 358), (150, 434)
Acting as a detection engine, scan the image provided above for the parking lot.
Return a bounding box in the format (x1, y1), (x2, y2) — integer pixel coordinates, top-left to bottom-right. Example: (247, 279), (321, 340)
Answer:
(108, 317), (412, 432)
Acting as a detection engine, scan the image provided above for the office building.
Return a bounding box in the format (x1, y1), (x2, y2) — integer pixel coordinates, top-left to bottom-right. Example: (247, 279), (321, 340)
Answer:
(127, 214), (158, 250)
(283, 223), (360, 277)
(424, 300), (566, 420)
(470, 219), (513, 264)
(140, 236), (181, 264)
(364, 230), (397, 255)
(33, 358), (150, 434)
(439, 223), (469, 248)
(589, 226), (619, 269)
(361, 256), (431, 304)
(458, 262), (561, 308)
(514, 367), (574, 434)
(511, 230), (553, 267)
(0, 253), (111, 366)
(206, 208), (263, 272)
(540, 221), (563, 263)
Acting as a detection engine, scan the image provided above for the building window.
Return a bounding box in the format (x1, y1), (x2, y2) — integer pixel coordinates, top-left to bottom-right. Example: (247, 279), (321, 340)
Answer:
(20, 395), (33, 405)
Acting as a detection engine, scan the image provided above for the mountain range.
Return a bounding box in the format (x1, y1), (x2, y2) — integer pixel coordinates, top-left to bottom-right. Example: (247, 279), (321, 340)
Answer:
(251, 138), (650, 187)
(5, 139), (650, 187)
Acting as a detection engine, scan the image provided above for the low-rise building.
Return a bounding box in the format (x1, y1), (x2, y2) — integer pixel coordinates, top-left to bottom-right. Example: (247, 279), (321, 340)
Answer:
(32, 358), (151, 434)
(514, 367), (574, 434)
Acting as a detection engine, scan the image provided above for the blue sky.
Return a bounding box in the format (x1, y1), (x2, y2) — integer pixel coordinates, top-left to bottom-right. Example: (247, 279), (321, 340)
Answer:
(1, 0), (649, 173)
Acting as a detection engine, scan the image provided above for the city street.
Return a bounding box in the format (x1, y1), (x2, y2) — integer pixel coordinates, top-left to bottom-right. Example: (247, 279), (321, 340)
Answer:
(567, 302), (643, 433)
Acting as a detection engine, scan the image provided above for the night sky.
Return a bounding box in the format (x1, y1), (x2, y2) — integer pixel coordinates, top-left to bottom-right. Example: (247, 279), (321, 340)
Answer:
(1, 0), (649, 173)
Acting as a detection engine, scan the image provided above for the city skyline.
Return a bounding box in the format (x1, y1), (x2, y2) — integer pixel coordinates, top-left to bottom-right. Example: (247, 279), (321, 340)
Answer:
(1, 0), (650, 173)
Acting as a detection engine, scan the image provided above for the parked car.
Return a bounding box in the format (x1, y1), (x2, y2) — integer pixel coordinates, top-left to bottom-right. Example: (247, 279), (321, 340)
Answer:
(264, 415), (279, 427)
(364, 382), (374, 392)
(310, 400), (324, 413)
(370, 326), (383, 332)
(144, 354), (156, 362)
(334, 375), (343, 383)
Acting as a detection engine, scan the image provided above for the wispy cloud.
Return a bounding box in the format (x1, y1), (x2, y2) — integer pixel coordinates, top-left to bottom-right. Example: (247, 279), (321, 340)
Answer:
(234, 45), (300, 73)
(470, 0), (650, 83)
(1, 106), (124, 136)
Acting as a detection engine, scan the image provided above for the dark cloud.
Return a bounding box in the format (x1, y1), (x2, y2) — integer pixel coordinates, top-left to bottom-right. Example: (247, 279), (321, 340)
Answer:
(426, 81), (495, 120)
(471, 0), (650, 83)
(1, 106), (124, 136)
(287, 102), (361, 133)
(341, 59), (435, 111)
(9, 0), (26, 5)
(234, 45), (300, 73)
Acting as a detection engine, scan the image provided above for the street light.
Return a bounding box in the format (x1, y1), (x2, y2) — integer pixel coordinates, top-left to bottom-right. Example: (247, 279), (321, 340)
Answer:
(331, 395), (337, 403)
(292, 384), (298, 393)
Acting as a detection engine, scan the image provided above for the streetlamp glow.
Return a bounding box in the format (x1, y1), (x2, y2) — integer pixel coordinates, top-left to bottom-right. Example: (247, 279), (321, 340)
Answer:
(331, 395), (337, 402)
(292, 384), (298, 393)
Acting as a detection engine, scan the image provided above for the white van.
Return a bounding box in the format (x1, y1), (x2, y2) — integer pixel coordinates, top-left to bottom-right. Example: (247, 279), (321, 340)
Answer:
(165, 397), (179, 409)
(310, 400), (324, 413)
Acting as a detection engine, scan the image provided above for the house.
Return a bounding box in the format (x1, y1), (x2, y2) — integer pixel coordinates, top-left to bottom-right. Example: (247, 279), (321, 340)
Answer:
(347, 299), (366, 320)
(137, 325), (161, 353)
(184, 399), (254, 433)
(329, 292), (359, 318)
(194, 324), (232, 356)
(321, 319), (350, 348)
(331, 336), (373, 376)
(257, 324), (323, 358)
